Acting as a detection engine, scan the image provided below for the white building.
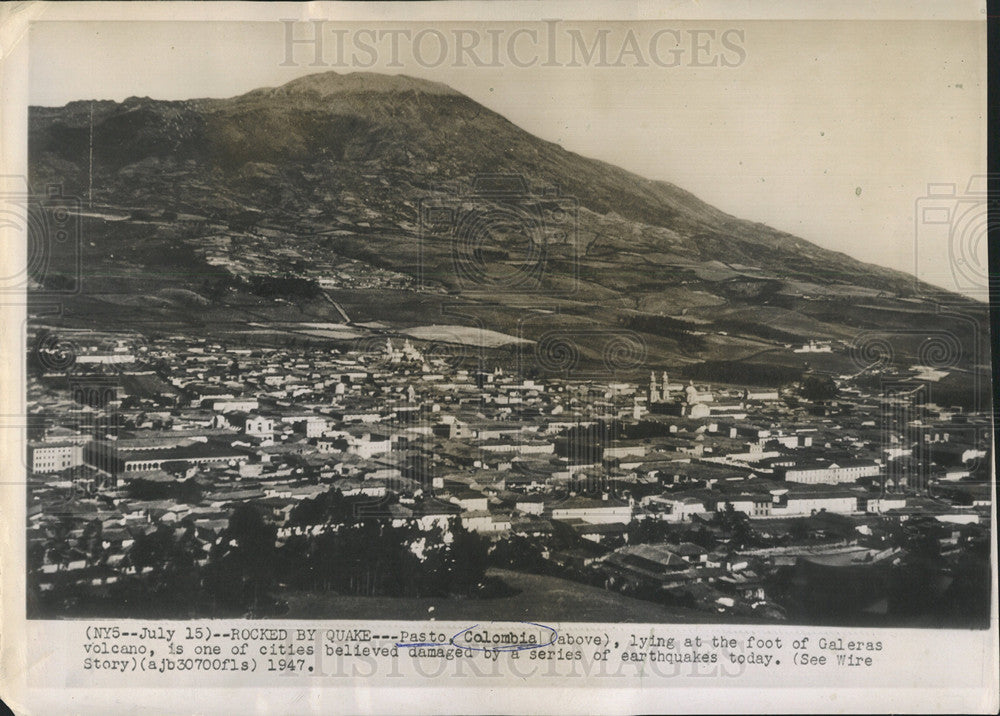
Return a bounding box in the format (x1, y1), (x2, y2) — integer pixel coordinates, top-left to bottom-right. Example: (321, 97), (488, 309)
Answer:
(30, 442), (83, 473)
(770, 489), (858, 516)
(515, 496), (546, 515)
(549, 496), (632, 525)
(244, 415), (274, 439)
(645, 494), (706, 523)
(346, 433), (392, 459)
(783, 460), (880, 485)
(865, 495), (907, 514)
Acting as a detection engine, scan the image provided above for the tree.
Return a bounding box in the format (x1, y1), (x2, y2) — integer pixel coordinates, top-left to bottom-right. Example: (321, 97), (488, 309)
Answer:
(79, 518), (106, 566)
(44, 519), (76, 570)
(446, 522), (488, 595)
(716, 502), (758, 549)
(800, 374), (839, 402)
(205, 504), (278, 615)
(788, 518), (810, 542)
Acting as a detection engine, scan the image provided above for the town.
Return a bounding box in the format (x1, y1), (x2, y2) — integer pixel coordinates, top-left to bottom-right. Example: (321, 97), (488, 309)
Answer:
(26, 325), (992, 625)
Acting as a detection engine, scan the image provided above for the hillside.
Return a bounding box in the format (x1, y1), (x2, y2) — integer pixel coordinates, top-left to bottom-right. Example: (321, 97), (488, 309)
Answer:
(27, 71), (990, 396)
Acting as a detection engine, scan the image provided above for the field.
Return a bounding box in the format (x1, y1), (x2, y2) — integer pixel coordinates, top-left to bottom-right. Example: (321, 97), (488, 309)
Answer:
(279, 568), (738, 623)
(401, 325), (531, 348)
(249, 322), (368, 340)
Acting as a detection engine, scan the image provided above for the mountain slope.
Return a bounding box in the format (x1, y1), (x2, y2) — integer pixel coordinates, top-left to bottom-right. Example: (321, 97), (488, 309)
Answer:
(27, 71), (989, 395)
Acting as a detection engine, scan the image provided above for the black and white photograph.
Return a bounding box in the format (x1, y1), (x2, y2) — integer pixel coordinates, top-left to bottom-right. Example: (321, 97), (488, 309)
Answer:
(17, 9), (994, 626)
(1, 1), (996, 713)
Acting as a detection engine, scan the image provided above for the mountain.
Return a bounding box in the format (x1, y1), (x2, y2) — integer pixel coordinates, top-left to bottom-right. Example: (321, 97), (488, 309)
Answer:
(27, 71), (989, 402)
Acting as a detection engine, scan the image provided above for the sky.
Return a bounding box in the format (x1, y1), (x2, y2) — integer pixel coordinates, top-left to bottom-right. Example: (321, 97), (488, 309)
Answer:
(26, 16), (988, 298)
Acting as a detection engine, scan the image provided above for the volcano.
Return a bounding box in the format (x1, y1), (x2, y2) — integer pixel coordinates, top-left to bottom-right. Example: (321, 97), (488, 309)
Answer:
(27, 71), (990, 402)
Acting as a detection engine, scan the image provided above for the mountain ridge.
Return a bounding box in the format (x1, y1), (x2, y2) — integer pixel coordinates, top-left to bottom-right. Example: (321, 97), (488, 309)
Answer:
(27, 70), (989, 400)
(30, 71), (948, 297)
